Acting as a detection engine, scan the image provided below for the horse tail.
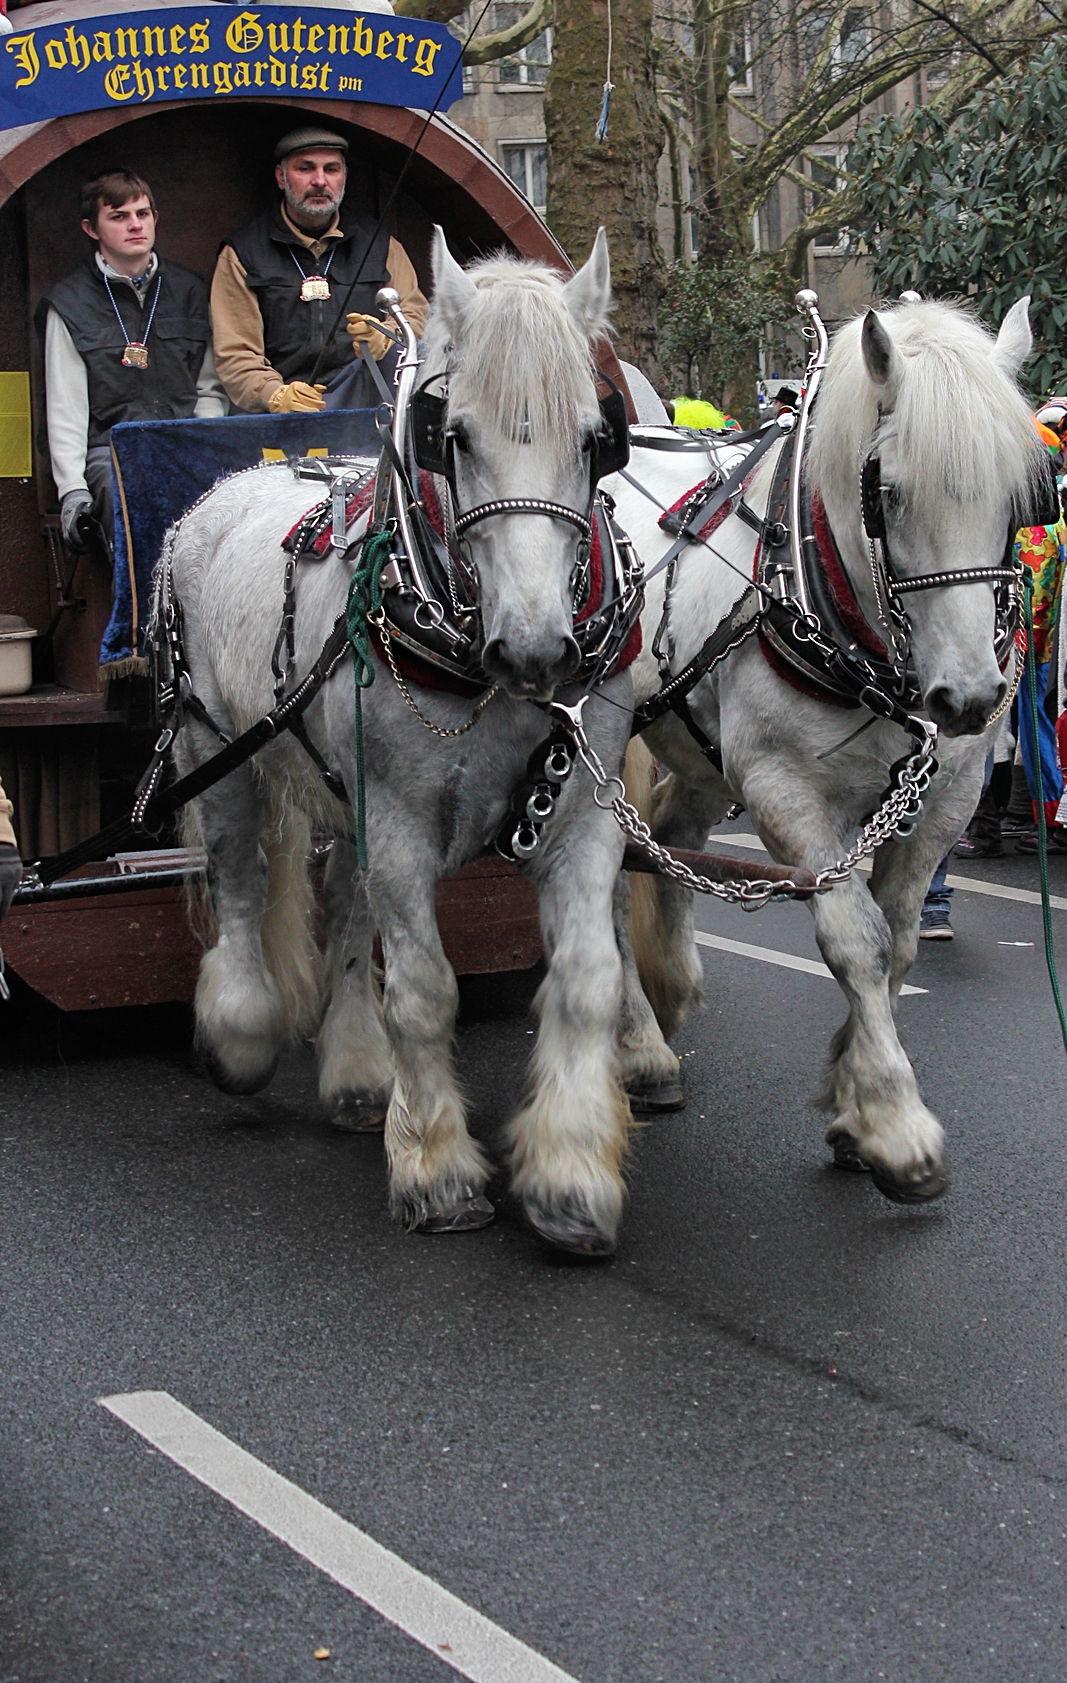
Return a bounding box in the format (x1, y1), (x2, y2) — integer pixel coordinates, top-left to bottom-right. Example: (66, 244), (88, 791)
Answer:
(259, 785), (324, 1039)
(624, 738), (703, 1039)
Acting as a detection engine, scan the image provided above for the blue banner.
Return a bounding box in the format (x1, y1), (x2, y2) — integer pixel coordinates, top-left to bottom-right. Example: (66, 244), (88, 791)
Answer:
(0, 7), (462, 130)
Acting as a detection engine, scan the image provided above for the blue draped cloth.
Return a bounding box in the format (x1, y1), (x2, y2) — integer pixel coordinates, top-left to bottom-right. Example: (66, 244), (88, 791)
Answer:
(103, 409), (381, 675)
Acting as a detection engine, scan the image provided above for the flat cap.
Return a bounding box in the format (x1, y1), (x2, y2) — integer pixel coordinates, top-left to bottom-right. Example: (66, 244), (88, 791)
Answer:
(275, 127), (349, 161)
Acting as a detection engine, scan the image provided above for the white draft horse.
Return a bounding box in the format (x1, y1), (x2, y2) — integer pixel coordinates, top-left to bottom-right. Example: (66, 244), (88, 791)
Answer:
(612, 297), (1046, 1201)
(166, 231), (638, 1255)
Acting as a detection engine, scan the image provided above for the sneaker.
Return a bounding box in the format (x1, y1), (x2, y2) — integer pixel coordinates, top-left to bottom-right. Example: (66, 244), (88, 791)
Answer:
(919, 911), (954, 940)
(1016, 828), (1067, 854)
(955, 834), (1003, 858)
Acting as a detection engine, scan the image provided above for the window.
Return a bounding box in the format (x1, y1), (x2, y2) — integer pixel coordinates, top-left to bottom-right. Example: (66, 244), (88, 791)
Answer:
(494, 2), (552, 86)
(501, 143), (548, 215)
(799, 7), (871, 74)
(925, 48), (963, 94)
(805, 148), (848, 253)
(729, 27), (753, 93)
(837, 7), (872, 64)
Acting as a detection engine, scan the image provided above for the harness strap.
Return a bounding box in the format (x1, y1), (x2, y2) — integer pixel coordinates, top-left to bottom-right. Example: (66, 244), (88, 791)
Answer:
(632, 586), (761, 743)
(359, 340), (397, 409)
(636, 416), (790, 589)
(34, 610), (351, 886)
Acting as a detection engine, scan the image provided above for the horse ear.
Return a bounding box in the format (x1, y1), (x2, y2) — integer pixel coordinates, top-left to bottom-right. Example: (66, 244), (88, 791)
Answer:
(992, 296), (1032, 378)
(562, 227), (613, 341)
(860, 310), (899, 392)
(430, 225), (478, 335)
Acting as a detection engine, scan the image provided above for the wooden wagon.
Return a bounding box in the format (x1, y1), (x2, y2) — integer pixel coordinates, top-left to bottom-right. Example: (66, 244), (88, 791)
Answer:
(0, 3), (629, 1009)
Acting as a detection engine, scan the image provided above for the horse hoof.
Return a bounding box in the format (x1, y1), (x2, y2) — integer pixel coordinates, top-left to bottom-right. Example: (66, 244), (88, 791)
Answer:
(415, 1193), (496, 1234)
(869, 1158), (949, 1205)
(329, 1092), (388, 1134)
(201, 1045), (278, 1097)
(827, 1128), (870, 1173)
(523, 1196), (617, 1259)
(625, 1076), (686, 1114)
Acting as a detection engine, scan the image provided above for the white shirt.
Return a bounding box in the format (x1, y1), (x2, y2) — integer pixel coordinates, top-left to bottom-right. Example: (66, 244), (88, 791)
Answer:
(46, 252), (227, 499)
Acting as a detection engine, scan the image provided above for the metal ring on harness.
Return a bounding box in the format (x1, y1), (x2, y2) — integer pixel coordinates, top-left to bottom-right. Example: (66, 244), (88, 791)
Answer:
(452, 497), (594, 540)
(413, 598), (447, 629)
(593, 775), (626, 809)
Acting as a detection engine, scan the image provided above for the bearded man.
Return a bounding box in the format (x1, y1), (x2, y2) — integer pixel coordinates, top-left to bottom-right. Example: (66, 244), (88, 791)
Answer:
(211, 128), (428, 414)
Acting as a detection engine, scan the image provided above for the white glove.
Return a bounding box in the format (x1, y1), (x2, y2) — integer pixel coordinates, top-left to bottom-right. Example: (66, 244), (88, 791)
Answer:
(60, 488), (93, 548)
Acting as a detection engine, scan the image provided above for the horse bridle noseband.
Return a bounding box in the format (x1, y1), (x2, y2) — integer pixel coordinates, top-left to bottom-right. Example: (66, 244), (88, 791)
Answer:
(452, 497), (593, 541)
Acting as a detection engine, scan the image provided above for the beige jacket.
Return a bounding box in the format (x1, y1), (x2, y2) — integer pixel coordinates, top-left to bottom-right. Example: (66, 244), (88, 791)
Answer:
(211, 209), (428, 412)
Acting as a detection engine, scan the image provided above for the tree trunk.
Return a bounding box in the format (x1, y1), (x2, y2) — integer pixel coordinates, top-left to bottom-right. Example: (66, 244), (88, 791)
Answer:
(544, 0), (666, 388)
(691, 0), (738, 260)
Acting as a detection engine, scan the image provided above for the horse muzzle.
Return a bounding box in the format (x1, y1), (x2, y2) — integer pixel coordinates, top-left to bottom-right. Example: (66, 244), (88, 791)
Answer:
(482, 632), (581, 702)
(926, 676), (1007, 737)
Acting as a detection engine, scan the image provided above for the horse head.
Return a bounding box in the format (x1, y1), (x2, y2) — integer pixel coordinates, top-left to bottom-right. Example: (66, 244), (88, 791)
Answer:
(810, 296), (1050, 737)
(425, 227), (613, 702)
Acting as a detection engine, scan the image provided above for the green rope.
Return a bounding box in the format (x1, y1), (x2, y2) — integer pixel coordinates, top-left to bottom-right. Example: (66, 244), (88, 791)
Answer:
(1022, 575), (1067, 1057)
(346, 528), (394, 869)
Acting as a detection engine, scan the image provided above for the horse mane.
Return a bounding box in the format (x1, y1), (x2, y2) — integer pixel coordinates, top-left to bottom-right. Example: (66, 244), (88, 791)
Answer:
(423, 254), (600, 466)
(808, 300), (1044, 514)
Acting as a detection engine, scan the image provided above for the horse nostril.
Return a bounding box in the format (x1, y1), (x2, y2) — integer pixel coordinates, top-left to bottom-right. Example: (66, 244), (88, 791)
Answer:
(558, 635), (581, 681)
(927, 681), (1005, 737)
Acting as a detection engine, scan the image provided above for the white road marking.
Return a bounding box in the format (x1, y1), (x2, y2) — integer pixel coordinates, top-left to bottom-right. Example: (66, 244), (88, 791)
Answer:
(694, 930), (926, 995)
(711, 833), (1067, 912)
(98, 1391), (580, 1683)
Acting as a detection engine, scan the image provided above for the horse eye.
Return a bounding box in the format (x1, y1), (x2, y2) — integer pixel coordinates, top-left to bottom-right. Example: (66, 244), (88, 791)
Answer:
(883, 484), (904, 515)
(449, 423), (471, 454)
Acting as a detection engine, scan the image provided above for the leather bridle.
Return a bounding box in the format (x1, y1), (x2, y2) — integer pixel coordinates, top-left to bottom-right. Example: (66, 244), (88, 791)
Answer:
(857, 444), (1060, 679)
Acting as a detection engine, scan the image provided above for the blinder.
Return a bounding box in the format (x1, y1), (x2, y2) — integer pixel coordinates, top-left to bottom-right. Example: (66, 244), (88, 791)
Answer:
(409, 384), (449, 479)
(863, 447), (1062, 571)
(593, 382), (631, 479)
(860, 454), (886, 542)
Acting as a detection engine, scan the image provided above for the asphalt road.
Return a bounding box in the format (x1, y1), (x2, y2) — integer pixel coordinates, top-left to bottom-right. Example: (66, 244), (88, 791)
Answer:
(2, 834), (1067, 1682)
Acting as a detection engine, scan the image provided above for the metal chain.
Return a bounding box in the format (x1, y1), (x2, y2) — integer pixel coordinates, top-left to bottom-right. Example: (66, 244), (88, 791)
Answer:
(555, 701), (939, 912)
(371, 609), (499, 737)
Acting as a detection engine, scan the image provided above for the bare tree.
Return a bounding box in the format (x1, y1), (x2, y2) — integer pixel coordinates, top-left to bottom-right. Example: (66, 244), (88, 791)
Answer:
(659, 0), (1065, 273)
(648, 0), (1064, 412)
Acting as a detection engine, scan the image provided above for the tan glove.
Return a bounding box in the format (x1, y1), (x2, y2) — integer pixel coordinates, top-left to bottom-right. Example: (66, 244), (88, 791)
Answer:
(268, 380), (326, 414)
(346, 313), (393, 362)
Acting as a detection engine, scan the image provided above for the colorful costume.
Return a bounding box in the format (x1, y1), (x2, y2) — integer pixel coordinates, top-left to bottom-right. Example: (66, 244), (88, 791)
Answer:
(1016, 517), (1067, 823)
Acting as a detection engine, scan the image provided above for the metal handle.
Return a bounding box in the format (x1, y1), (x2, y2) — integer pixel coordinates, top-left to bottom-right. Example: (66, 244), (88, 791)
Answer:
(788, 288), (829, 618)
(379, 289), (439, 614)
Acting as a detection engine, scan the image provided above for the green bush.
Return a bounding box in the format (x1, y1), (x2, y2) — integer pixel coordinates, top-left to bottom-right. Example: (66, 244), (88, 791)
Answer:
(849, 44), (1067, 396)
(659, 252), (797, 406)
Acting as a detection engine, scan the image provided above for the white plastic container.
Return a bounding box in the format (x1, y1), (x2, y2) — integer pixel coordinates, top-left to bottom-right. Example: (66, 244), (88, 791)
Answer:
(0, 615), (36, 696)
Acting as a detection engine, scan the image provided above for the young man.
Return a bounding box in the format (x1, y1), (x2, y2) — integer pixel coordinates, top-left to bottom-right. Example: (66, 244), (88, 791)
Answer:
(42, 169), (225, 551)
(210, 128), (428, 414)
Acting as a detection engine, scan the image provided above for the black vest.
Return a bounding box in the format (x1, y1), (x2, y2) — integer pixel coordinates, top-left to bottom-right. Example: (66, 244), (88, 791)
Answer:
(42, 258), (211, 447)
(226, 202), (390, 387)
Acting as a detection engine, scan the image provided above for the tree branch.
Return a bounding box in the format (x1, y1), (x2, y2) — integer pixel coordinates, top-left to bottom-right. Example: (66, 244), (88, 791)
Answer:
(462, 0), (554, 64)
(394, 0), (468, 19)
